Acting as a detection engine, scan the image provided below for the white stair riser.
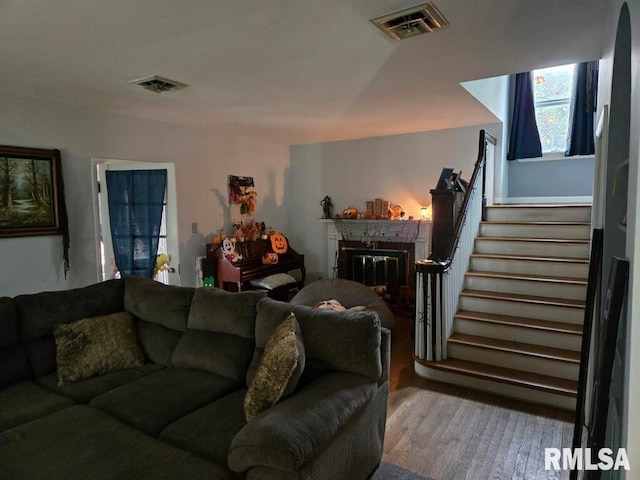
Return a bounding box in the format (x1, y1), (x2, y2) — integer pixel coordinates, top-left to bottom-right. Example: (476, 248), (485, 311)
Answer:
(475, 239), (589, 258)
(465, 276), (587, 301)
(454, 318), (582, 351)
(414, 363), (576, 411)
(479, 223), (590, 240)
(447, 344), (579, 381)
(459, 296), (585, 324)
(470, 257), (589, 278)
(486, 207), (591, 223)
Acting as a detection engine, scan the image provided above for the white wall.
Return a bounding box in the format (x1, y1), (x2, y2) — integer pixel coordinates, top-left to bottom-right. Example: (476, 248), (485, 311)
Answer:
(288, 123), (502, 281)
(0, 92), (289, 296)
(462, 75), (510, 202)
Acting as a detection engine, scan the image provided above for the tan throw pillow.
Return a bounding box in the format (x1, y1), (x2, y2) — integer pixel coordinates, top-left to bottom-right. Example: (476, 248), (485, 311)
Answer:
(54, 311), (145, 386)
(244, 313), (305, 422)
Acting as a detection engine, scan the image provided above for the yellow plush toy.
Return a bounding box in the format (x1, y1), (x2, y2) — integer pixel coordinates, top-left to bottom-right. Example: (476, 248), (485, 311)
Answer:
(153, 253), (171, 280)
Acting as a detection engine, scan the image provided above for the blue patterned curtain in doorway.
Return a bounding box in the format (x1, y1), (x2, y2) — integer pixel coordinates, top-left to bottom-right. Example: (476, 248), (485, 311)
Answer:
(507, 72), (543, 160)
(566, 60), (599, 156)
(106, 169), (167, 278)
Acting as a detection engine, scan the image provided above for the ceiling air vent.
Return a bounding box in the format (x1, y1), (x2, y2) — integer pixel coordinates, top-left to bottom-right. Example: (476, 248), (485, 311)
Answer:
(371, 2), (449, 40)
(130, 75), (188, 94)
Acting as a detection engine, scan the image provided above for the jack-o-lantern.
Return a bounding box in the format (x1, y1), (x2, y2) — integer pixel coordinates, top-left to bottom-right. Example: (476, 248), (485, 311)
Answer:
(261, 252), (279, 265)
(270, 233), (288, 255)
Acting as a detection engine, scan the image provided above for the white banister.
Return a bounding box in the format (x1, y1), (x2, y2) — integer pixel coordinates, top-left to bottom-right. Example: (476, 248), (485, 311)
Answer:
(415, 130), (496, 361)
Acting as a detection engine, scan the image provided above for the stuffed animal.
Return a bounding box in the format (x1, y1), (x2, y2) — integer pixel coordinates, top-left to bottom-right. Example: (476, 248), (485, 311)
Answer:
(314, 299), (366, 312)
(221, 238), (242, 262)
(153, 253), (171, 279)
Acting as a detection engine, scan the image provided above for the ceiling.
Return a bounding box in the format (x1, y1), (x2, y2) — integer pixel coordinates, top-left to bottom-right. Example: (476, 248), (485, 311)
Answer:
(0, 1), (607, 145)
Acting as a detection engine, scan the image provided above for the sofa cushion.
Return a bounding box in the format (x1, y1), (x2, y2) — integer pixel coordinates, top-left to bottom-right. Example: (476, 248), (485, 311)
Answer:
(170, 287), (262, 382)
(0, 381), (75, 432)
(251, 298), (382, 383)
(244, 313), (305, 421)
(0, 405), (235, 480)
(90, 367), (242, 437)
(187, 288), (263, 338)
(54, 311), (145, 386)
(124, 276), (194, 331)
(37, 363), (164, 403)
(172, 331), (254, 383)
(160, 389), (247, 470)
(15, 279), (125, 344)
(134, 318), (183, 367)
(14, 279), (125, 378)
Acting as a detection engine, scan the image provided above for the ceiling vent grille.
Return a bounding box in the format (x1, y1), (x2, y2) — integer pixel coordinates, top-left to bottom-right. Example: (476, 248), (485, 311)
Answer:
(130, 75), (188, 94)
(371, 2), (449, 40)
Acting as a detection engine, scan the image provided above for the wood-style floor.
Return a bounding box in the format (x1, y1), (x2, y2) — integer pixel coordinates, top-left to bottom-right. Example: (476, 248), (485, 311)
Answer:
(383, 312), (575, 480)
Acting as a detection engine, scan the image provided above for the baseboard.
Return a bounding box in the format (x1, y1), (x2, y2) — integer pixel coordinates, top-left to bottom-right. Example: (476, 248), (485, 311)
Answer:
(495, 196), (593, 205)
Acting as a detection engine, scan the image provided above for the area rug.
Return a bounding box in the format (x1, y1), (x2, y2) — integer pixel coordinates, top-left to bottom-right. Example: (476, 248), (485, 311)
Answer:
(370, 461), (433, 480)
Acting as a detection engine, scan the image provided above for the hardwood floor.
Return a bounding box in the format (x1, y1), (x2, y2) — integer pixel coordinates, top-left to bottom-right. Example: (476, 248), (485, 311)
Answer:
(383, 312), (575, 480)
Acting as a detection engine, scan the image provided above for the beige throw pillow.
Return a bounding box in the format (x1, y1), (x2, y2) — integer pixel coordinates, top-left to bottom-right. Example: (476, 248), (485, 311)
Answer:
(54, 311), (145, 386)
(244, 313), (305, 421)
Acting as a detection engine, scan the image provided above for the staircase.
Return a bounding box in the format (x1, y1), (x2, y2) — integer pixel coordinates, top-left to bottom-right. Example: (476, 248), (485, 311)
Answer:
(420, 204), (591, 410)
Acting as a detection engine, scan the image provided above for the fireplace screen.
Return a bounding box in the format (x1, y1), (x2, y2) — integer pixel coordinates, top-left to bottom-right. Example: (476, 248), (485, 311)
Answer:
(346, 248), (406, 294)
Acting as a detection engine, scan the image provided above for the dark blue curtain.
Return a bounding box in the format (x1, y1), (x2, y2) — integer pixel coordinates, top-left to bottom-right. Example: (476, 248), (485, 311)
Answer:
(507, 72), (543, 160)
(566, 60), (599, 156)
(106, 169), (167, 278)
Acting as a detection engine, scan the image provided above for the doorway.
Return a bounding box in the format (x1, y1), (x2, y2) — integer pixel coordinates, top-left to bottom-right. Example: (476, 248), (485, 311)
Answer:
(92, 159), (180, 286)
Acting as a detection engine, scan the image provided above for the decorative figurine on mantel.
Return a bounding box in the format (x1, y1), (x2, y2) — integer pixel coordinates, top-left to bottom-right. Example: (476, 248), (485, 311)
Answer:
(320, 195), (333, 219)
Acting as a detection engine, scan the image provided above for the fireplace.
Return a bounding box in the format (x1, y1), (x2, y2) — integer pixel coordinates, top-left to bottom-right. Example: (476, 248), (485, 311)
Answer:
(343, 247), (407, 294)
(338, 240), (415, 296)
(323, 219), (431, 299)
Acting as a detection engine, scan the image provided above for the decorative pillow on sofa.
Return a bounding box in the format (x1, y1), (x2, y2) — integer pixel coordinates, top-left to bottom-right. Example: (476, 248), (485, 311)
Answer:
(244, 313), (305, 421)
(53, 311), (145, 386)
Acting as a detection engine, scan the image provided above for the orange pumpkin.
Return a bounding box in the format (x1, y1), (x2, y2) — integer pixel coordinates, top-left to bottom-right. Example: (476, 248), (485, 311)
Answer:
(270, 232), (288, 254)
(262, 252), (279, 265)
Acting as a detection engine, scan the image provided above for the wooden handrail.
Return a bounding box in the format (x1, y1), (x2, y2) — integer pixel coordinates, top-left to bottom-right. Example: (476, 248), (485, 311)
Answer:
(419, 129), (497, 273)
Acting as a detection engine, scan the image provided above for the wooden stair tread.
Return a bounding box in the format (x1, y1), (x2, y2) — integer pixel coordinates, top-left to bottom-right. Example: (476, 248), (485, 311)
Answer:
(471, 253), (589, 264)
(448, 333), (580, 363)
(416, 358), (578, 397)
(487, 204), (591, 208)
(455, 310), (583, 335)
(466, 270), (587, 285)
(476, 236), (590, 244)
(460, 289), (586, 308)
(481, 221), (591, 226)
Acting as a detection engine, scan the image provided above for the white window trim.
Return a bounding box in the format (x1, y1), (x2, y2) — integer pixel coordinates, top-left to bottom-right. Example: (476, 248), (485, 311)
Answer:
(517, 153), (595, 163)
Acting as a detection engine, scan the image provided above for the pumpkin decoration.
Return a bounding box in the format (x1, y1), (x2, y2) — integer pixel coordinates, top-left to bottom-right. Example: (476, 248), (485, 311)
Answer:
(270, 232), (288, 255)
(261, 252), (279, 265)
(342, 207), (358, 219)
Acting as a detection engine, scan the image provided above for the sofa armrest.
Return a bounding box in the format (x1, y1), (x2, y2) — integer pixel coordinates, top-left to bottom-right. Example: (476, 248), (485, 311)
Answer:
(379, 327), (390, 385)
(228, 372), (377, 473)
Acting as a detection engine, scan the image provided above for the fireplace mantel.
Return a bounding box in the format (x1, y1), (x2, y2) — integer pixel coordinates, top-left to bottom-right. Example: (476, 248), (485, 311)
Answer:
(320, 219), (432, 280)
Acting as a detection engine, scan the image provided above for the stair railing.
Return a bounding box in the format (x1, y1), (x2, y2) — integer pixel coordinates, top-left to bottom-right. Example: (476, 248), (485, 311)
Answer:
(415, 130), (497, 361)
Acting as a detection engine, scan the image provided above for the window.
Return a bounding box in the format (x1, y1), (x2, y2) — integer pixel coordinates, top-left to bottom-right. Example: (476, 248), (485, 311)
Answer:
(532, 64), (576, 154)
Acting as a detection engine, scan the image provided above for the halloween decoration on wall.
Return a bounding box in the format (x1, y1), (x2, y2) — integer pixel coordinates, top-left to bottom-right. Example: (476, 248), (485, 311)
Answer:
(228, 175), (257, 217)
(270, 232), (288, 255)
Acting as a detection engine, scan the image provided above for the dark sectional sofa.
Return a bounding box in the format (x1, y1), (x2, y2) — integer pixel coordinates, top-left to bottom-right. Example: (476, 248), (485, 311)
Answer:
(0, 276), (389, 479)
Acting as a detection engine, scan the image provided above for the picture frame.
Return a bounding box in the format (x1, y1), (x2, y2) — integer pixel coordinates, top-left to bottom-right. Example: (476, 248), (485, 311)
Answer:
(585, 256), (629, 479)
(570, 229), (603, 480)
(0, 145), (64, 238)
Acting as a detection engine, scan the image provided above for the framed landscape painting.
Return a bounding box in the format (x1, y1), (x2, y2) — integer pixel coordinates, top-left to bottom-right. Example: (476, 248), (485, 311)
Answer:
(0, 145), (64, 238)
